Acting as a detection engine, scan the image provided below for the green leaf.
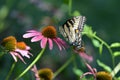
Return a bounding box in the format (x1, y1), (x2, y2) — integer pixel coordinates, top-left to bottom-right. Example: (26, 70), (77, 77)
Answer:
(73, 68), (83, 76)
(99, 43), (103, 54)
(0, 6), (9, 20)
(111, 63), (120, 77)
(82, 25), (94, 38)
(110, 42), (120, 48)
(97, 60), (112, 72)
(92, 39), (100, 48)
(72, 10), (81, 16)
(73, 68), (87, 80)
(113, 51), (120, 57)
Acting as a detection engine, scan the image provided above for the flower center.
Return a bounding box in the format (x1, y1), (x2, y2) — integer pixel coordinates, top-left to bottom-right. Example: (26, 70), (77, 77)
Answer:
(41, 26), (57, 38)
(1, 36), (17, 51)
(38, 68), (53, 80)
(96, 71), (112, 80)
(16, 42), (27, 50)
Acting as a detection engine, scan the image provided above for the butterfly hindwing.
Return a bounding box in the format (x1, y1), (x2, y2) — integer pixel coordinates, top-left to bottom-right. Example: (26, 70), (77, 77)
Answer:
(59, 16), (86, 50)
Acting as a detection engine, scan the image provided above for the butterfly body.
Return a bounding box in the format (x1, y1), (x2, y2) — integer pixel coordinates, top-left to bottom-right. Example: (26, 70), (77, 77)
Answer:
(59, 16), (86, 50)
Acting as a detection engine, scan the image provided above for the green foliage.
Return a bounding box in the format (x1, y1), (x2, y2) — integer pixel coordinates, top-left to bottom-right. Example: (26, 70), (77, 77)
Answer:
(110, 43), (120, 48)
(113, 51), (120, 57)
(97, 60), (112, 72)
(111, 63), (120, 77)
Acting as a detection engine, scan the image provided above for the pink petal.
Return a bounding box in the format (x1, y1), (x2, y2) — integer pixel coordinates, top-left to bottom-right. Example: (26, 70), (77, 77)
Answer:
(53, 38), (62, 50)
(79, 52), (93, 62)
(14, 52), (26, 64)
(80, 72), (93, 79)
(27, 30), (39, 33)
(40, 37), (47, 48)
(31, 35), (43, 42)
(56, 38), (68, 49)
(85, 63), (95, 74)
(48, 38), (53, 50)
(31, 65), (40, 80)
(15, 49), (31, 58)
(23, 32), (40, 38)
(10, 51), (26, 64)
(10, 52), (17, 62)
(26, 46), (31, 50)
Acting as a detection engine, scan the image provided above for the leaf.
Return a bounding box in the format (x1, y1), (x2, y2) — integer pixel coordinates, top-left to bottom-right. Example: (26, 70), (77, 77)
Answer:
(99, 43), (103, 54)
(73, 68), (83, 76)
(113, 51), (120, 57)
(111, 63), (120, 77)
(92, 39), (100, 48)
(97, 60), (112, 72)
(72, 10), (81, 16)
(110, 42), (120, 48)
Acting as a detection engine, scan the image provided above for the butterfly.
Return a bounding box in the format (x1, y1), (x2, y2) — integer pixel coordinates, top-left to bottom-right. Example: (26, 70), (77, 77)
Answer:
(59, 16), (86, 51)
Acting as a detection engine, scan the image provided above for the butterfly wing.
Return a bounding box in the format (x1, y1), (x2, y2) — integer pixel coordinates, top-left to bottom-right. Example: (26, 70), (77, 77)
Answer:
(59, 16), (86, 49)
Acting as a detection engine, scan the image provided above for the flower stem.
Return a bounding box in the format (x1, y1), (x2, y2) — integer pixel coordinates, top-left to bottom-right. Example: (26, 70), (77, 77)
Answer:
(15, 48), (46, 80)
(53, 54), (75, 79)
(5, 61), (16, 80)
(93, 35), (115, 68)
(68, 0), (72, 16)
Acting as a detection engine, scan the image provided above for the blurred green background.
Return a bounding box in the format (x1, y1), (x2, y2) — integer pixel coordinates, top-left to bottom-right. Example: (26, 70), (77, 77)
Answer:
(0, 0), (120, 80)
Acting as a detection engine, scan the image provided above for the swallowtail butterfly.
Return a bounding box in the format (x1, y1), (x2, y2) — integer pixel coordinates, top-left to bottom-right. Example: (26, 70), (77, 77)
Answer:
(59, 16), (86, 50)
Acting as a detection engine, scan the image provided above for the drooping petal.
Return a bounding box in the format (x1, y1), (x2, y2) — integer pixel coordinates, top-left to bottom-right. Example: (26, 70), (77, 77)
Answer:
(79, 52), (93, 62)
(40, 37), (47, 48)
(14, 52), (26, 64)
(48, 38), (53, 50)
(31, 65), (40, 80)
(15, 49), (31, 58)
(10, 51), (26, 64)
(31, 35), (43, 42)
(56, 38), (68, 49)
(10, 52), (17, 62)
(85, 63), (96, 75)
(53, 38), (62, 51)
(80, 72), (93, 79)
(23, 32), (40, 38)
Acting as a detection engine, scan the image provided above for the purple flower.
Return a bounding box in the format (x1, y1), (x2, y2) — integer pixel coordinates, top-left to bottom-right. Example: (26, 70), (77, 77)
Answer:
(80, 63), (112, 80)
(73, 47), (93, 62)
(31, 65), (53, 80)
(23, 26), (67, 50)
(1, 36), (32, 64)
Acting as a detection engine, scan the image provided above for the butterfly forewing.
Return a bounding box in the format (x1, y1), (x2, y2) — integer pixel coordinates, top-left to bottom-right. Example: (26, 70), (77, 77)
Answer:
(59, 16), (86, 50)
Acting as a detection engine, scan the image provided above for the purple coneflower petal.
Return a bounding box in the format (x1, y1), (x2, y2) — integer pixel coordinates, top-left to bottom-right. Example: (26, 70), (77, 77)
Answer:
(31, 35), (43, 42)
(48, 38), (53, 50)
(26, 30), (39, 33)
(53, 38), (62, 50)
(79, 52), (93, 62)
(31, 65), (40, 80)
(56, 38), (67, 49)
(23, 32), (40, 38)
(26, 46), (31, 50)
(41, 37), (47, 48)
(80, 72), (93, 79)
(10, 52), (17, 62)
(85, 63), (95, 75)
(15, 49), (30, 58)
(10, 51), (26, 64)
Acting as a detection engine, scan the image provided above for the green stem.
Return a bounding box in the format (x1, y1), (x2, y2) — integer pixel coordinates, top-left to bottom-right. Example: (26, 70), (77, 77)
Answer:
(53, 54), (75, 79)
(0, 52), (5, 58)
(83, 32), (115, 69)
(68, 0), (72, 16)
(15, 48), (46, 80)
(6, 61), (16, 80)
(93, 35), (115, 68)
